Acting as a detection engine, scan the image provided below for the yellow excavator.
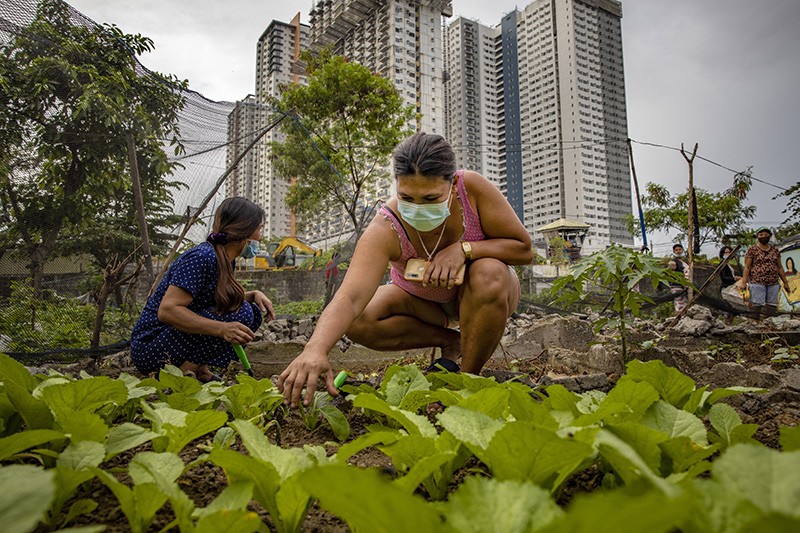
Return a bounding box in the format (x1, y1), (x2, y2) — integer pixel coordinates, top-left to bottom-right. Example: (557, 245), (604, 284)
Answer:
(254, 237), (321, 270)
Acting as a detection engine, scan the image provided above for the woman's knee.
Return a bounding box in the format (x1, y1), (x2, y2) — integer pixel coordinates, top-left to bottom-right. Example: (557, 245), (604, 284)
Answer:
(465, 259), (511, 299)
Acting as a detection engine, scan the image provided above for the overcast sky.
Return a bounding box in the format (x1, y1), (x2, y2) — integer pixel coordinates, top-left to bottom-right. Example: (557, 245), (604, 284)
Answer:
(65, 0), (800, 253)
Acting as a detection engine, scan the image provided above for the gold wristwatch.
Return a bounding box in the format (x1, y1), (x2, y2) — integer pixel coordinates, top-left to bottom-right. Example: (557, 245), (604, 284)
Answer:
(461, 241), (473, 260)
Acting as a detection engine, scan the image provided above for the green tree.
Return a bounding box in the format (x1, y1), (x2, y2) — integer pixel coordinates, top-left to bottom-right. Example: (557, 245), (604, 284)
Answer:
(0, 0), (186, 295)
(625, 182), (756, 248)
(270, 51), (416, 237)
(550, 245), (689, 364)
(773, 181), (800, 240)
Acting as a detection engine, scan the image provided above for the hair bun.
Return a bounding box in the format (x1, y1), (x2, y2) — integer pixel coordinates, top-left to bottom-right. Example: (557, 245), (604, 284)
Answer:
(207, 232), (228, 245)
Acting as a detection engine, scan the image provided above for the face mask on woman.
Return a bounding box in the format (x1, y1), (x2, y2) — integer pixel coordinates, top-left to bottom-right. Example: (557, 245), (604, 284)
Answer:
(397, 184), (453, 232)
(240, 239), (260, 259)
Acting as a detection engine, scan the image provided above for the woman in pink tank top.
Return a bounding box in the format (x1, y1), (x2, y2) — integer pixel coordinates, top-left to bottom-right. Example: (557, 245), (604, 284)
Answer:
(278, 133), (533, 407)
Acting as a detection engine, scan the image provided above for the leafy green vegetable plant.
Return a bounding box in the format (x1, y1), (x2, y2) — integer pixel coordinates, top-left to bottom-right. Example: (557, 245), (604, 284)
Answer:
(299, 391), (350, 441)
(550, 245), (690, 363)
(209, 419), (333, 533)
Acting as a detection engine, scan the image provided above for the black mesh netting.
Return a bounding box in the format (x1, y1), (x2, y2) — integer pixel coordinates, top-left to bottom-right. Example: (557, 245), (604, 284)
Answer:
(0, 0), (245, 361)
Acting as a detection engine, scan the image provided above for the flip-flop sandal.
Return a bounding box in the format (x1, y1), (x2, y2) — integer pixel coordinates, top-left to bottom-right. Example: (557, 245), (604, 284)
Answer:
(426, 357), (460, 373)
(199, 373), (223, 383)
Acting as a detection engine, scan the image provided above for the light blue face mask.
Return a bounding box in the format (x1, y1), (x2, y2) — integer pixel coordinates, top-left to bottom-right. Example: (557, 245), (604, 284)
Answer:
(240, 239), (260, 259)
(397, 184), (453, 232)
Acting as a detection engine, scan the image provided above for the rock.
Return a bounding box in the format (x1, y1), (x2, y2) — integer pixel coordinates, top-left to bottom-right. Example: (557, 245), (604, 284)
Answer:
(781, 368), (800, 392)
(686, 305), (713, 322)
(575, 373), (609, 391)
(511, 315), (593, 352)
(671, 317), (712, 336)
(538, 373), (579, 392)
(707, 362), (748, 388)
(296, 318), (314, 338)
(481, 369), (535, 387)
(769, 315), (791, 328)
(747, 365), (782, 389)
(778, 319), (800, 331)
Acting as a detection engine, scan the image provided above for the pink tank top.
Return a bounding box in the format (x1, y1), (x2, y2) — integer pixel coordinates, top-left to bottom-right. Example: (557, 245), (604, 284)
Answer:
(380, 170), (486, 302)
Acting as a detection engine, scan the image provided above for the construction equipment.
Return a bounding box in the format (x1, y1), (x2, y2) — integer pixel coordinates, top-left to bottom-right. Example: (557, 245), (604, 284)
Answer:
(254, 237), (321, 270)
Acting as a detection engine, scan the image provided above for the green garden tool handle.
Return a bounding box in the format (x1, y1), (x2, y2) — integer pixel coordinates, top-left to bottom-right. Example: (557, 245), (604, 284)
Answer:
(334, 370), (348, 389)
(232, 344), (254, 377)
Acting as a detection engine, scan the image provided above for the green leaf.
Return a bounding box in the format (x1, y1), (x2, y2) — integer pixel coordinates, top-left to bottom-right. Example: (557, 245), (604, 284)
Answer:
(129, 451), (185, 486)
(779, 425), (800, 451)
(593, 430), (678, 496)
(437, 406), (504, 449)
(163, 409), (228, 454)
(541, 384), (581, 415)
(334, 429), (403, 462)
(0, 429), (64, 461)
(2, 381), (54, 430)
(231, 419), (319, 480)
(708, 403), (742, 448)
(105, 423), (159, 459)
(197, 481), (254, 518)
(659, 436), (719, 475)
(0, 465), (55, 533)
(0, 353), (38, 392)
(56, 410), (108, 443)
(641, 400), (708, 445)
(539, 483), (690, 533)
(626, 359), (695, 407)
(62, 498), (98, 527)
(38, 375), (128, 420)
(393, 450), (458, 496)
(298, 464), (449, 532)
(682, 478), (764, 533)
(481, 423), (595, 490)
(319, 403), (351, 441)
(209, 449), (282, 526)
(57, 441), (105, 470)
(706, 386), (766, 405)
(353, 394), (437, 437)
(381, 364), (430, 406)
(399, 388), (463, 412)
(458, 387), (510, 419)
(680, 385), (710, 414)
(606, 422), (668, 474)
(443, 477), (563, 532)
(195, 509), (262, 533)
(713, 444), (800, 517)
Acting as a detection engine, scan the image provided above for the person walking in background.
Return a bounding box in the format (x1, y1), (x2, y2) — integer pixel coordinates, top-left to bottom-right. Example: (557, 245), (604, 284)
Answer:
(131, 197), (275, 382)
(719, 245), (740, 324)
(738, 228), (789, 319)
(668, 243), (690, 315)
(278, 132), (533, 407)
(719, 245), (739, 289)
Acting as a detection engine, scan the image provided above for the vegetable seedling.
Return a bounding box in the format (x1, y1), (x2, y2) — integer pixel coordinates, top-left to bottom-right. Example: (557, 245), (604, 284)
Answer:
(232, 344), (254, 377)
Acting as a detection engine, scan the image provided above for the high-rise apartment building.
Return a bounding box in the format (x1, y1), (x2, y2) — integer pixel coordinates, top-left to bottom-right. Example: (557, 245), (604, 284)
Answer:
(444, 0), (632, 252)
(443, 18), (503, 187)
(299, 0), (453, 245)
(226, 15), (308, 238)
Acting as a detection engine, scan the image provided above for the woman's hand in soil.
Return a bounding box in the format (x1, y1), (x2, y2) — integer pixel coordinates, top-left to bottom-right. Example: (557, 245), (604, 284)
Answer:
(278, 349), (337, 407)
(219, 322), (255, 345)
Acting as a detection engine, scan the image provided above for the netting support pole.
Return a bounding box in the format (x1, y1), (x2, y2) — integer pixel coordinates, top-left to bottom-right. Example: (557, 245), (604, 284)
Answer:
(127, 133), (154, 289)
(149, 112), (290, 295)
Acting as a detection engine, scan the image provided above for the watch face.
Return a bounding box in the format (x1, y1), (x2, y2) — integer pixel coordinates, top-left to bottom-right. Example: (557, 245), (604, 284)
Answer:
(462, 241), (472, 259)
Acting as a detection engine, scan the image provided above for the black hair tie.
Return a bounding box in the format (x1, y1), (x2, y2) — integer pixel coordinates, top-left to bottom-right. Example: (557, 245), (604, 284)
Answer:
(207, 232), (228, 245)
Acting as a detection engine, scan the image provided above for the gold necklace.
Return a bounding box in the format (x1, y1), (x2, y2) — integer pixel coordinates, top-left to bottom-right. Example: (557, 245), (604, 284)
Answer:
(415, 223), (447, 260)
